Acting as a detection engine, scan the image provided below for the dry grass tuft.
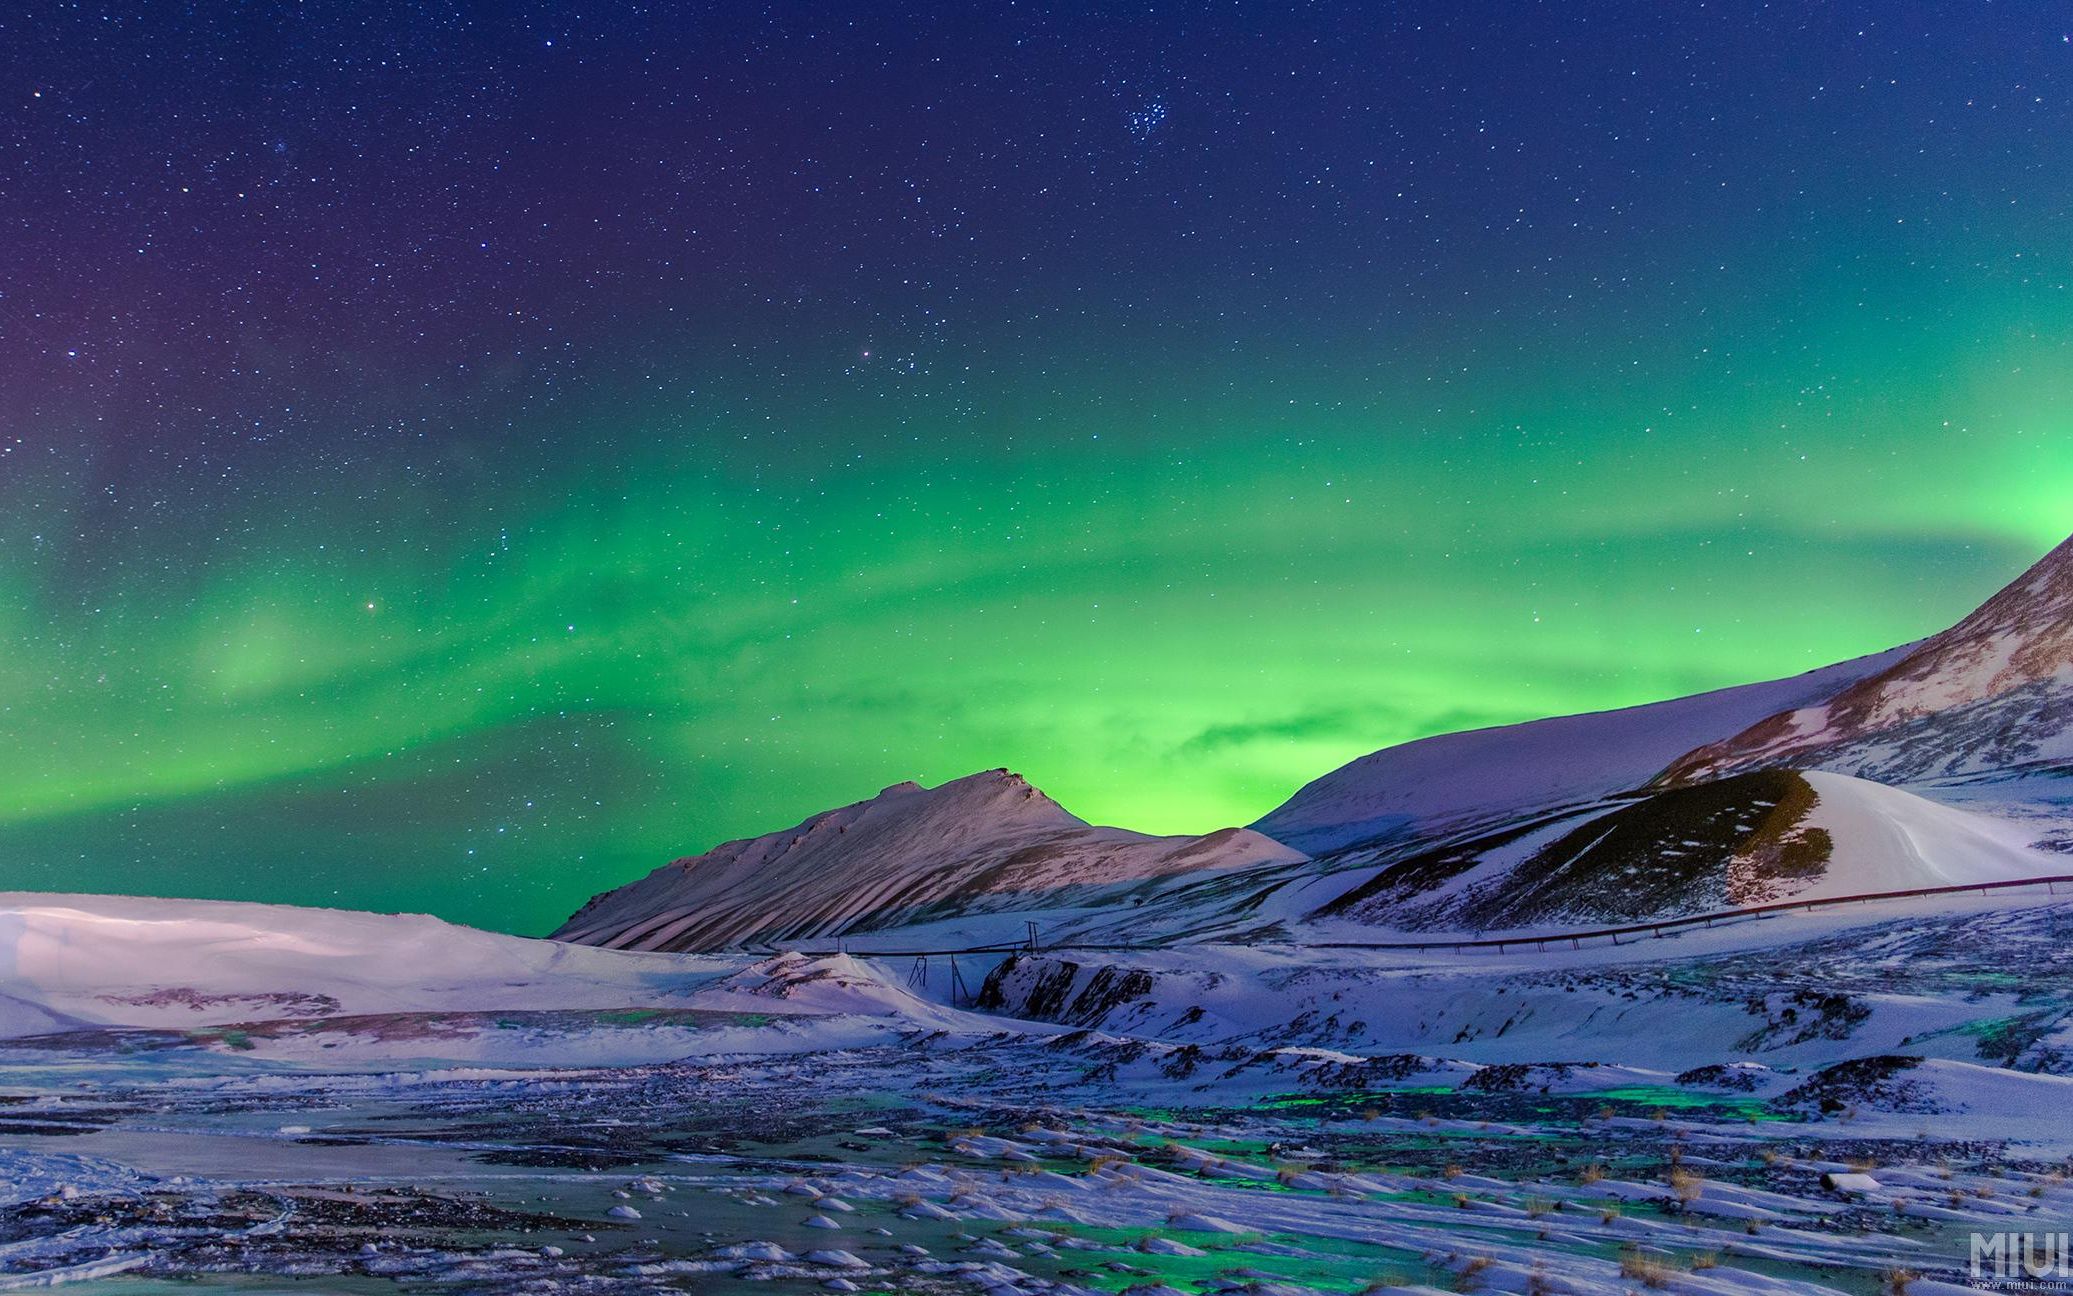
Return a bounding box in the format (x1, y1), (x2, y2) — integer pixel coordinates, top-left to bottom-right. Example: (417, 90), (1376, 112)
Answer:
(1667, 1167), (1704, 1205)
(1619, 1250), (1682, 1288)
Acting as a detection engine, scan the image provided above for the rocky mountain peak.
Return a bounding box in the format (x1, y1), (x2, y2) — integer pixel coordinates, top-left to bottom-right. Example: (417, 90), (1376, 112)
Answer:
(1661, 533), (2073, 785)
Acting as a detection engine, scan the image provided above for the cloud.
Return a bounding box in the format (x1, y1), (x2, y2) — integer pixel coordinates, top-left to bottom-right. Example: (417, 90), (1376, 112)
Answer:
(1176, 701), (1537, 761)
(1177, 708), (1370, 756)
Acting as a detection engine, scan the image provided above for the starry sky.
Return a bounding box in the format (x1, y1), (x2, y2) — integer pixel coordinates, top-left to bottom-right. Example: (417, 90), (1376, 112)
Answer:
(4, 2), (2069, 934)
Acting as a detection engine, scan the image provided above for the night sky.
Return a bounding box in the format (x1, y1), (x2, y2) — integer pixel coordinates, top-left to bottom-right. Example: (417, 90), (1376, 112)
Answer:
(4, 3), (2069, 934)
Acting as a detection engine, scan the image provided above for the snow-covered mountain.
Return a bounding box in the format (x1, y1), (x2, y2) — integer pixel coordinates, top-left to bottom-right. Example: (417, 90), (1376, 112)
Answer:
(1236, 533), (2073, 929)
(553, 769), (1302, 952)
(1249, 647), (1909, 862)
(552, 534), (2073, 950)
(1663, 535), (2073, 786)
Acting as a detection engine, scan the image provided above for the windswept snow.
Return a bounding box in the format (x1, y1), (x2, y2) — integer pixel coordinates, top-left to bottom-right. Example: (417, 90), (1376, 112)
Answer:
(1793, 770), (2062, 896)
(7, 889), (2073, 1293)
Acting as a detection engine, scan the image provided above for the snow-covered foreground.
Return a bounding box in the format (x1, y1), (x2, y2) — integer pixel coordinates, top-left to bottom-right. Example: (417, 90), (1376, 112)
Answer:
(0, 894), (734, 1042)
(3, 892), (2071, 1293)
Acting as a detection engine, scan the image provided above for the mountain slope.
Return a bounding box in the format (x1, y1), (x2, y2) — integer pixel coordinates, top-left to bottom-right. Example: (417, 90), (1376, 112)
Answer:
(552, 770), (1303, 952)
(1316, 769), (2057, 930)
(1664, 535), (2073, 785)
(1250, 646), (1910, 862)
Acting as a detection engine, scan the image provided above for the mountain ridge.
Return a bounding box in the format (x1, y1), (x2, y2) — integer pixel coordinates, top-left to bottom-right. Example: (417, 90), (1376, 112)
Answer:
(1662, 535), (2073, 786)
(552, 769), (1302, 951)
(555, 530), (2073, 949)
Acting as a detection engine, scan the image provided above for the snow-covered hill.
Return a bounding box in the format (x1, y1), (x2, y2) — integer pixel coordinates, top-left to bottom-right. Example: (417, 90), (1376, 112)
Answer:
(0, 893), (729, 1040)
(1249, 646), (1908, 861)
(1665, 535), (2073, 785)
(553, 769), (1303, 952)
(1316, 768), (2059, 930)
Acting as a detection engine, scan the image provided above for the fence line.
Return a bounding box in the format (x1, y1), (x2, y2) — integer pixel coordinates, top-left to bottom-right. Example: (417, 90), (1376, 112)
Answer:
(787, 872), (2073, 961)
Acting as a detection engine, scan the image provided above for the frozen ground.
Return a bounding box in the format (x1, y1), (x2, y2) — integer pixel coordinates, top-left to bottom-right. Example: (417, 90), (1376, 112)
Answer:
(2, 893), (2070, 1293)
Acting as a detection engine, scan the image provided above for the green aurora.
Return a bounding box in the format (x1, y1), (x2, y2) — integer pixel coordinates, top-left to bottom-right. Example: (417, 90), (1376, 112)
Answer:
(5, 2), (2070, 932)
(5, 360), (2066, 932)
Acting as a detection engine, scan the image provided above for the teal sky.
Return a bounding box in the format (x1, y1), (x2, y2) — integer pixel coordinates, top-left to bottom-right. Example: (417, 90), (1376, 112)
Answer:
(3, 2), (2068, 932)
